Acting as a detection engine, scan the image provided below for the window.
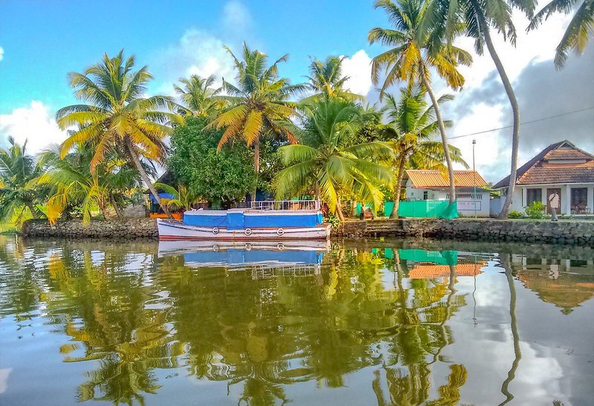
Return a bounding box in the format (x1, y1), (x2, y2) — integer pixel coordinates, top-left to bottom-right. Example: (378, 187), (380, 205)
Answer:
(527, 188), (542, 206)
(423, 191), (428, 200)
(571, 188), (588, 213)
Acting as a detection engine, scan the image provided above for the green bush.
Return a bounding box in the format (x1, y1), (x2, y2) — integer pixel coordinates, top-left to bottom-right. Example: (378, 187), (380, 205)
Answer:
(508, 210), (523, 219)
(326, 214), (341, 228)
(525, 201), (545, 219)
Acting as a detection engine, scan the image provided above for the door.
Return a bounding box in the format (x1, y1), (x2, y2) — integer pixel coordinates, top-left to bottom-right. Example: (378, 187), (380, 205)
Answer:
(546, 188), (561, 215)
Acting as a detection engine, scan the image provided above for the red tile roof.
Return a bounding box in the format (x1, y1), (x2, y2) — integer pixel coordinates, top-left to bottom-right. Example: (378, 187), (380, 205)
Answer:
(406, 170), (488, 188)
(494, 141), (594, 188)
(408, 263), (485, 279)
(544, 148), (593, 161)
(518, 160), (594, 185)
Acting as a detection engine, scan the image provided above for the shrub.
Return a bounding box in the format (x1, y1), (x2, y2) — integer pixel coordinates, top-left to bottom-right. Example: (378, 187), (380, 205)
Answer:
(508, 211), (523, 219)
(525, 201), (545, 219)
(326, 214), (341, 228)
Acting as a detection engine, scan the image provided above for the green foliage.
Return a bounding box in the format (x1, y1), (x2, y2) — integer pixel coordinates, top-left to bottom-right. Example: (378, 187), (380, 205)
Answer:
(154, 183), (200, 211)
(529, 0), (592, 67)
(525, 201), (545, 219)
(56, 50), (183, 216)
(508, 210), (523, 219)
(169, 117), (257, 206)
(274, 99), (394, 219)
(302, 56), (363, 102)
(173, 74), (225, 117)
(34, 144), (151, 225)
(326, 214), (342, 228)
(0, 137), (46, 225)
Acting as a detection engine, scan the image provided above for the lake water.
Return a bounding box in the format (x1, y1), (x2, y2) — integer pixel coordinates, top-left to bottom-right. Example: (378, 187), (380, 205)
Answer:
(0, 237), (593, 406)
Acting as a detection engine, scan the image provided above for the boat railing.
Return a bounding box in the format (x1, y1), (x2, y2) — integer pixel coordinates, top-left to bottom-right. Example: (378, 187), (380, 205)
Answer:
(235, 200), (321, 211)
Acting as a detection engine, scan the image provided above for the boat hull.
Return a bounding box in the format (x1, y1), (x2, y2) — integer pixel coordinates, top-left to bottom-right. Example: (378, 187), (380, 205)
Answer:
(157, 219), (330, 241)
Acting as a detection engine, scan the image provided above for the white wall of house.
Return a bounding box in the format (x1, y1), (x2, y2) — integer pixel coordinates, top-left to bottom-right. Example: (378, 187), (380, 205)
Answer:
(405, 181), (491, 216)
(504, 183), (594, 215)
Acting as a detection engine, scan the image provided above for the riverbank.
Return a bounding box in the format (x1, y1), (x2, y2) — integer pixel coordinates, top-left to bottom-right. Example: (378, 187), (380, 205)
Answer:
(22, 218), (158, 239)
(21, 217), (594, 246)
(336, 218), (594, 246)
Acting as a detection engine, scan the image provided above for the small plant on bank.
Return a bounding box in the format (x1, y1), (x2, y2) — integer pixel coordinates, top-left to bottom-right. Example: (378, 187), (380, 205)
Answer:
(508, 210), (523, 219)
(326, 214), (341, 229)
(525, 201), (545, 219)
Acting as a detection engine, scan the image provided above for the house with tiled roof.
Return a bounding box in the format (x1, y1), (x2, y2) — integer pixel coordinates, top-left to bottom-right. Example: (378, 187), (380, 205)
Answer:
(405, 169), (491, 216)
(493, 140), (594, 215)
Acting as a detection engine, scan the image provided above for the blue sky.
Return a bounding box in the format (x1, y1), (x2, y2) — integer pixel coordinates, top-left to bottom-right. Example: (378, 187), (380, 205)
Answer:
(1, 0), (592, 181)
(0, 0), (383, 114)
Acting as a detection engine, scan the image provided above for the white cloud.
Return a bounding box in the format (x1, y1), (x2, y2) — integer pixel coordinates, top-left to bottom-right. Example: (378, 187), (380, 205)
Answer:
(341, 50), (373, 97)
(150, 29), (237, 96)
(453, 8), (572, 90)
(148, 2), (255, 97)
(0, 101), (67, 154)
(449, 103), (505, 171)
(436, 5), (578, 181)
(222, 0), (252, 34)
(0, 46), (4, 62)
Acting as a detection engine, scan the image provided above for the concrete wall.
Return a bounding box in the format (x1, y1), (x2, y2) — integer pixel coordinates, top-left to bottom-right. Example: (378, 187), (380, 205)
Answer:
(22, 218), (158, 239)
(335, 218), (594, 246)
(406, 182), (490, 217)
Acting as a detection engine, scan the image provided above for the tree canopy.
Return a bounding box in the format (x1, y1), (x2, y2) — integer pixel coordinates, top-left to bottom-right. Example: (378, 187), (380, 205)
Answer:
(169, 117), (257, 207)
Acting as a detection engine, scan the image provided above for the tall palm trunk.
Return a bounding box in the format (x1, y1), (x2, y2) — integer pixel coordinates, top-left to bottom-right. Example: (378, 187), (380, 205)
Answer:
(470, 0), (520, 219)
(252, 139), (260, 205)
(27, 202), (39, 219)
(125, 138), (172, 218)
(420, 74), (456, 203)
(336, 196), (345, 222)
(391, 154), (407, 219)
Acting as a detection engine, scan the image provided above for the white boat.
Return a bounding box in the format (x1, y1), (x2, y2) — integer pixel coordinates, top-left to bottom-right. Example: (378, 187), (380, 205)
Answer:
(157, 201), (330, 241)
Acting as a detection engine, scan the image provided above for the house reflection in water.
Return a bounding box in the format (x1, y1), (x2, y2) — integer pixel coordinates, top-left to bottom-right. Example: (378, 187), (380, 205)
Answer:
(511, 254), (594, 313)
(396, 248), (486, 279)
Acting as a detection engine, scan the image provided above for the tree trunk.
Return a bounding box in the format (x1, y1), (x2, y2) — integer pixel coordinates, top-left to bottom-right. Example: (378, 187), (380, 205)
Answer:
(336, 196), (345, 222)
(125, 138), (172, 218)
(391, 154), (407, 219)
(98, 200), (109, 220)
(27, 202), (39, 219)
(420, 74), (456, 204)
(252, 139), (260, 205)
(111, 195), (123, 219)
(470, 0), (520, 219)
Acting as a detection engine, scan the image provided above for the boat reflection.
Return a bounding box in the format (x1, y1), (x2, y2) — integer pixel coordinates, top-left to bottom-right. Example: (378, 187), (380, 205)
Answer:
(158, 240), (330, 277)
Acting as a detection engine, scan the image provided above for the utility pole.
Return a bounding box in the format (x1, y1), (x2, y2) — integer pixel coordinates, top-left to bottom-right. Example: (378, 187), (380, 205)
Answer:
(473, 139), (477, 219)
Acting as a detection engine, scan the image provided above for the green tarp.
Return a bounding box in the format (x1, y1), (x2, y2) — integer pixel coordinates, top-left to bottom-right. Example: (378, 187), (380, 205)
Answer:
(397, 200), (458, 219)
(384, 202), (395, 218)
(398, 249), (458, 265)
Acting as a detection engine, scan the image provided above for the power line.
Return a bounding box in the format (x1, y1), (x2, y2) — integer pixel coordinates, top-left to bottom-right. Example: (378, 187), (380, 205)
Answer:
(448, 106), (594, 140)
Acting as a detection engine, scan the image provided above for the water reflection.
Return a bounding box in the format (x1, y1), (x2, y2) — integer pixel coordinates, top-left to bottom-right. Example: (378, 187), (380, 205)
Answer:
(0, 237), (592, 405)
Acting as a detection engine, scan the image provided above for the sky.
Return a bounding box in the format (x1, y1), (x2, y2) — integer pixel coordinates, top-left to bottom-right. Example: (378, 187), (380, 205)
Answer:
(0, 0), (592, 183)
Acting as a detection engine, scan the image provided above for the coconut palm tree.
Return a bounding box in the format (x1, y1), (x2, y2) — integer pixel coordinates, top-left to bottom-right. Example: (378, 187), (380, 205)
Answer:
(383, 86), (468, 218)
(528, 0), (593, 68)
(368, 0), (472, 204)
(153, 182), (201, 211)
(35, 144), (152, 224)
(430, 0), (536, 218)
(302, 56), (363, 102)
(173, 74), (225, 117)
(55, 50), (183, 217)
(213, 43), (304, 203)
(0, 137), (43, 224)
(273, 99), (394, 221)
